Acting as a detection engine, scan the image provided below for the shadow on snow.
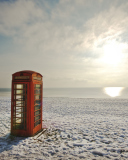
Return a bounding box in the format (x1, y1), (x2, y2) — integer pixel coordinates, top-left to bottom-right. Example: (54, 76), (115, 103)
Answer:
(0, 133), (27, 154)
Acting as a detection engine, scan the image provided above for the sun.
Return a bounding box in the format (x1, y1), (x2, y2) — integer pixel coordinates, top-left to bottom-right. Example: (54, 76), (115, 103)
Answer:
(102, 41), (125, 65)
(104, 87), (124, 97)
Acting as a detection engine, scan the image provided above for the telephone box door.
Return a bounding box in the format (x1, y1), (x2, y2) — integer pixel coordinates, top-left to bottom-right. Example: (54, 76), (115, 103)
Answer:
(11, 83), (29, 135)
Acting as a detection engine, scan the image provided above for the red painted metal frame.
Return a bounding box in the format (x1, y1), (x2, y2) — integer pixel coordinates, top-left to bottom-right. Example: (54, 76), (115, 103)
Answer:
(11, 70), (43, 137)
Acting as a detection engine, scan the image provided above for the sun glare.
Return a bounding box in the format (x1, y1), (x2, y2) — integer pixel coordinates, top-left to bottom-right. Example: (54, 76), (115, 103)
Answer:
(104, 87), (124, 97)
(102, 41), (126, 65)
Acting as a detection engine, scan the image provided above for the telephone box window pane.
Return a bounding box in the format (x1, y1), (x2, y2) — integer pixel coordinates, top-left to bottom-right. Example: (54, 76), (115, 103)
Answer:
(16, 101), (24, 105)
(15, 124), (24, 130)
(35, 84), (41, 89)
(16, 108), (21, 113)
(17, 102), (26, 107)
(13, 118), (16, 123)
(35, 95), (40, 100)
(35, 89), (41, 94)
(16, 107), (24, 111)
(35, 110), (40, 116)
(16, 113), (22, 118)
(16, 84), (24, 89)
(35, 105), (40, 111)
(14, 106), (16, 111)
(16, 118), (22, 123)
(33, 77), (41, 81)
(15, 95), (21, 100)
(16, 101), (25, 106)
(13, 110), (16, 116)
(16, 95), (25, 101)
(35, 100), (41, 105)
(34, 120), (41, 127)
(16, 90), (25, 94)
(14, 84), (25, 90)
(16, 110), (26, 117)
(16, 107), (26, 112)
(15, 76), (29, 80)
(35, 115), (40, 121)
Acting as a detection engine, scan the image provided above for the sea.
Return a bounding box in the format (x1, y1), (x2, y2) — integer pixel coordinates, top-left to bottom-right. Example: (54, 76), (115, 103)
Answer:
(0, 87), (128, 98)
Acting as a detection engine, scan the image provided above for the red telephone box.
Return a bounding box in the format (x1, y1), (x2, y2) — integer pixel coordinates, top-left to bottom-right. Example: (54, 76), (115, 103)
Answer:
(11, 70), (43, 136)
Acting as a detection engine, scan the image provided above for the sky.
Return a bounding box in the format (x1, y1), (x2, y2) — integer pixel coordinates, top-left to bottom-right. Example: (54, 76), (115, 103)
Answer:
(0, 0), (128, 88)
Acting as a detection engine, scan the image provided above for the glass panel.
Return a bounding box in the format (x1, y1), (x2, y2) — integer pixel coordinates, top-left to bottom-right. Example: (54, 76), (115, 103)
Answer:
(35, 89), (41, 94)
(35, 105), (40, 110)
(16, 84), (24, 89)
(16, 101), (23, 105)
(13, 106), (16, 113)
(15, 124), (24, 130)
(16, 101), (25, 106)
(35, 115), (40, 121)
(16, 107), (26, 112)
(35, 110), (40, 116)
(15, 76), (29, 80)
(13, 118), (16, 123)
(33, 77), (41, 81)
(15, 95), (25, 100)
(16, 90), (25, 94)
(34, 120), (41, 127)
(16, 113), (22, 118)
(16, 118), (22, 123)
(16, 107), (22, 112)
(35, 95), (40, 100)
(35, 84), (41, 89)
(13, 110), (16, 116)
(35, 100), (41, 105)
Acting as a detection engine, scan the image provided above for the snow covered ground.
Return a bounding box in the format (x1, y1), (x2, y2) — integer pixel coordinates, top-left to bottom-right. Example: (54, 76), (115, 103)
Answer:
(0, 97), (128, 159)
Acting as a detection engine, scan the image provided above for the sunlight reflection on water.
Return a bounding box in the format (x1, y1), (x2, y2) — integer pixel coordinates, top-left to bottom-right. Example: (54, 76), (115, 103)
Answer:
(104, 87), (124, 97)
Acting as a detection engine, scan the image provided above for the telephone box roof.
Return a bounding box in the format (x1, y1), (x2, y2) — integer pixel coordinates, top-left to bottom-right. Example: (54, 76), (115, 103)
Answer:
(13, 70), (42, 77)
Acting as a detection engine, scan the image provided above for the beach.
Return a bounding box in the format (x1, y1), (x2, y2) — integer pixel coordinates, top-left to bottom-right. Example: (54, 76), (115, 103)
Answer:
(0, 96), (128, 159)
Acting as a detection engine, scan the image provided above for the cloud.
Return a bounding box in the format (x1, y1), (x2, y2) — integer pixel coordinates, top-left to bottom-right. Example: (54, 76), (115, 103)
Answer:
(0, 0), (45, 35)
(1, 0), (128, 57)
(85, 2), (128, 46)
(0, 0), (128, 87)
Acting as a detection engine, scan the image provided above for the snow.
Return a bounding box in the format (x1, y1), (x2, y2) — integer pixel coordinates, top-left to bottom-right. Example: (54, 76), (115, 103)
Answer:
(0, 97), (128, 159)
